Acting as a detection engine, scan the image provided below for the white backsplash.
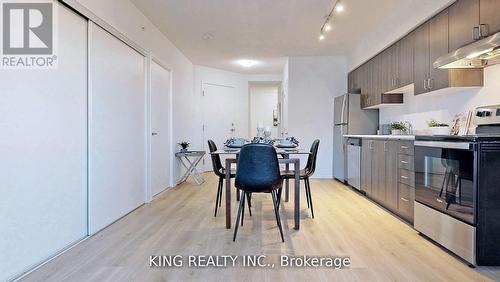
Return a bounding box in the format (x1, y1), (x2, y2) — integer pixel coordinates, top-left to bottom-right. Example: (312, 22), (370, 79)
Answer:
(379, 63), (500, 134)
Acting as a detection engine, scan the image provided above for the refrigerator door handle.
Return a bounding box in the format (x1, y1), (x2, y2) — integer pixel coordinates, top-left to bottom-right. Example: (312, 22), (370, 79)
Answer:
(340, 95), (347, 124)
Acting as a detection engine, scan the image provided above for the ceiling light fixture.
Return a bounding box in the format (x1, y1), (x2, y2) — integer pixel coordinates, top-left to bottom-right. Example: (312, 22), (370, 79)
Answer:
(335, 2), (344, 13)
(319, 0), (344, 41)
(236, 59), (258, 68)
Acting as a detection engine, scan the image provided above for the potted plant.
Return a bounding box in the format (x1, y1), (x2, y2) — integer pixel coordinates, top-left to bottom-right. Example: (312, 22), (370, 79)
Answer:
(178, 141), (190, 153)
(389, 121), (408, 135)
(427, 119), (450, 135)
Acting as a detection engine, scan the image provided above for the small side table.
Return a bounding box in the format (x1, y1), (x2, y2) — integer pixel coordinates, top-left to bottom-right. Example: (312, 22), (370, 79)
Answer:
(175, 151), (206, 185)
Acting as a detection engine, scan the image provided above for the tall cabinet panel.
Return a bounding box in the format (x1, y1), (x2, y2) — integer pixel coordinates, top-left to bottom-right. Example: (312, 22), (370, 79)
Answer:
(90, 25), (147, 234)
(413, 22), (430, 95)
(429, 9), (450, 92)
(480, 0), (500, 36)
(449, 0), (480, 50)
(0, 4), (88, 281)
(397, 32), (414, 88)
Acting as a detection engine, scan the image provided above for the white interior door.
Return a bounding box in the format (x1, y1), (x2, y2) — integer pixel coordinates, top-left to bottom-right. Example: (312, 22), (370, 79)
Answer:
(90, 24), (146, 234)
(250, 86), (279, 138)
(151, 61), (172, 196)
(202, 83), (236, 171)
(0, 4), (88, 281)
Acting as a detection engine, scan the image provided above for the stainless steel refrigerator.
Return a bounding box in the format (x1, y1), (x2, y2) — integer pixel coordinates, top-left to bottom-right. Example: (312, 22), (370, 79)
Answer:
(333, 93), (378, 182)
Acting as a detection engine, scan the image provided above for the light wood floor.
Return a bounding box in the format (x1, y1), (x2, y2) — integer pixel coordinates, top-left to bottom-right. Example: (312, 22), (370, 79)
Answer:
(23, 174), (500, 281)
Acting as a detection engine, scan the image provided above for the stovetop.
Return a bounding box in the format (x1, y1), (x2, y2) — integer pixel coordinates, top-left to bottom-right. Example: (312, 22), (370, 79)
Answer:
(415, 134), (500, 142)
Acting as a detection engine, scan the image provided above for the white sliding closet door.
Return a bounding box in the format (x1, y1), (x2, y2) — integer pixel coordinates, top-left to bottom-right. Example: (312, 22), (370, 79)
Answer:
(0, 4), (88, 281)
(151, 61), (172, 196)
(90, 25), (146, 233)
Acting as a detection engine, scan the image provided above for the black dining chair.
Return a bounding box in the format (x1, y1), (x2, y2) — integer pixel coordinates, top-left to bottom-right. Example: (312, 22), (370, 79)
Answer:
(233, 143), (285, 242)
(281, 139), (320, 219)
(207, 140), (251, 217)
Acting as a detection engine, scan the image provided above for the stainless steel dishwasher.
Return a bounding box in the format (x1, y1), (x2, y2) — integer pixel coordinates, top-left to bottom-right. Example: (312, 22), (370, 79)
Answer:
(346, 138), (361, 190)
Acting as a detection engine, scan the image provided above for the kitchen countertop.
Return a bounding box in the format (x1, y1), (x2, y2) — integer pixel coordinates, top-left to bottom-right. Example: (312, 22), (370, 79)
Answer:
(344, 134), (415, 141)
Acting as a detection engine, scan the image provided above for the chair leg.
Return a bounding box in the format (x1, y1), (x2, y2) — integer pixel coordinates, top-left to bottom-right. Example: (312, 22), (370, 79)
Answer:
(271, 190), (285, 242)
(276, 187), (283, 212)
(241, 192), (246, 226)
(233, 191), (246, 242)
(214, 178), (222, 217)
(246, 192), (252, 216)
(218, 178), (223, 207)
(305, 179), (310, 209)
(306, 178), (314, 219)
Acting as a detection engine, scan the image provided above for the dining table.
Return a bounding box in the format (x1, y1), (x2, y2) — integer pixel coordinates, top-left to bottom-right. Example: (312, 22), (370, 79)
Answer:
(211, 147), (311, 230)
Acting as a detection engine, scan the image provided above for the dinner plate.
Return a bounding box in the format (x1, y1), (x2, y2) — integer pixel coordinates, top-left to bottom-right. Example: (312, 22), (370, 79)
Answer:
(226, 143), (245, 148)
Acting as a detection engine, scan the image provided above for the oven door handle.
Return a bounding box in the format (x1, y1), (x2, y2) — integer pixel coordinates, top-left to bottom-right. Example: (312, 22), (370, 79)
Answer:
(414, 141), (471, 150)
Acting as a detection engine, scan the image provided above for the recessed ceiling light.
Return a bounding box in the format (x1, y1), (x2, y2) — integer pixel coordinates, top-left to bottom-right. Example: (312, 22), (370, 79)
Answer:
(319, 34), (325, 41)
(324, 23), (332, 31)
(236, 59), (258, 68)
(335, 3), (344, 13)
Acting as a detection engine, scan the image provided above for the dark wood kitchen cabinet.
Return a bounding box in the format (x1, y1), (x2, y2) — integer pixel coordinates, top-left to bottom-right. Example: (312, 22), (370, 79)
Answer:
(413, 22), (430, 95)
(429, 8), (450, 92)
(413, 9), (449, 95)
(384, 141), (399, 212)
(361, 140), (399, 213)
(413, 8), (483, 95)
(396, 32), (414, 88)
(480, 0), (500, 36)
(348, 67), (362, 93)
(449, 0), (480, 51)
(361, 140), (414, 223)
(361, 139), (373, 195)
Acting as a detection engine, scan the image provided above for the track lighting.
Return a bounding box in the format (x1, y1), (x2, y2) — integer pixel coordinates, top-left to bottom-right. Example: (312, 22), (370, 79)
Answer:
(318, 0), (344, 41)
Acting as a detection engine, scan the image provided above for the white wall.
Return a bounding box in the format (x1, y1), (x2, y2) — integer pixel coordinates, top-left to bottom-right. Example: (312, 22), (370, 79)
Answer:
(194, 65), (250, 144)
(379, 64), (500, 133)
(249, 86), (279, 138)
(287, 56), (348, 178)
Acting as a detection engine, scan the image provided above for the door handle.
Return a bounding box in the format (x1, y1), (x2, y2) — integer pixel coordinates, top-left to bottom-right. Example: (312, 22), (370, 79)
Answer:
(480, 24), (489, 38)
(400, 160), (409, 164)
(423, 79), (427, 90)
(473, 26), (481, 40)
(436, 198), (444, 203)
(400, 197), (409, 202)
(400, 175), (409, 179)
(428, 78), (433, 90)
(152, 132), (158, 136)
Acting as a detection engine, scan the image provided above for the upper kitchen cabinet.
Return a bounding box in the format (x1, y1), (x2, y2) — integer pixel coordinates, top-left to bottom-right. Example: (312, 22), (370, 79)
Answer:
(348, 67), (362, 93)
(396, 32), (414, 88)
(413, 10), (448, 95)
(480, 0), (500, 36)
(414, 8), (483, 95)
(449, 0), (480, 51)
(413, 22), (430, 95)
(429, 8), (450, 92)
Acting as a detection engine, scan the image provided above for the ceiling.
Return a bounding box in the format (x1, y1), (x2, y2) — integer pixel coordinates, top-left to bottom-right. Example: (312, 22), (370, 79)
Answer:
(131, 0), (453, 74)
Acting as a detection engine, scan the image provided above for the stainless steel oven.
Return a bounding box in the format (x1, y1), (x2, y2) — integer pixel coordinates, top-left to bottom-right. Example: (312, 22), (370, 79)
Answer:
(413, 140), (478, 264)
(414, 140), (476, 225)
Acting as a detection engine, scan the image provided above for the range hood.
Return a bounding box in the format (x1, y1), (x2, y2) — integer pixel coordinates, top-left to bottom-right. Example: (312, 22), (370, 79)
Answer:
(434, 32), (500, 69)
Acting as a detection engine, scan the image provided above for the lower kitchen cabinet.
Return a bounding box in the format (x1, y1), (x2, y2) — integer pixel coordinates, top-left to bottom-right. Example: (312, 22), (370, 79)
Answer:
(398, 183), (415, 222)
(361, 139), (415, 223)
(361, 140), (399, 213)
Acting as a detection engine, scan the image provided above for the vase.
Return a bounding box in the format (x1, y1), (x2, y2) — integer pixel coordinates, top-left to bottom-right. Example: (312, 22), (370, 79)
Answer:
(429, 127), (450, 136)
(180, 148), (188, 153)
(391, 129), (404, 135)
